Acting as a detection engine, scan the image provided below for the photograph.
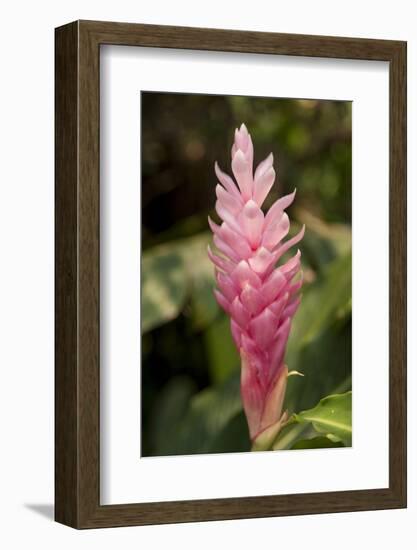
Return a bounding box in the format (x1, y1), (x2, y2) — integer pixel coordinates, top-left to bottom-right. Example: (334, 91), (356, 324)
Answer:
(0, 1), (409, 542)
(141, 91), (352, 456)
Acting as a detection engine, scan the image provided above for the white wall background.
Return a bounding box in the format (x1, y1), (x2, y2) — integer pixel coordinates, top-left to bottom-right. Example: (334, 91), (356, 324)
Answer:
(0, 1), (414, 548)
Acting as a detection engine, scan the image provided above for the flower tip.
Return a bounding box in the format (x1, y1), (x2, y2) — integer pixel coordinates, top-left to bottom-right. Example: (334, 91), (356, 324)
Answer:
(214, 161), (224, 179)
(242, 198), (261, 220)
(234, 125), (251, 155)
(285, 188), (297, 203)
(207, 243), (215, 262)
(232, 148), (248, 169)
(208, 215), (220, 234)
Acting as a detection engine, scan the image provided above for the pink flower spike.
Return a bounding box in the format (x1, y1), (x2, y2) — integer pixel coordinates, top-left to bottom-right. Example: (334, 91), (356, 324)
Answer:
(207, 245), (235, 274)
(248, 246), (276, 275)
(283, 295), (302, 319)
(213, 289), (230, 313)
(254, 152), (274, 180)
(232, 123), (254, 167)
(214, 161), (242, 201)
(238, 200), (264, 248)
(264, 189), (297, 229)
(253, 164), (276, 207)
(262, 212), (290, 250)
(208, 124), (304, 445)
(232, 150), (253, 201)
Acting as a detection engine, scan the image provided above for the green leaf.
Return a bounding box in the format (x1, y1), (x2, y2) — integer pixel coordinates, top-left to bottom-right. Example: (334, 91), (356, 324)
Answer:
(204, 313), (239, 384)
(209, 411), (249, 453)
(272, 392), (352, 450)
(294, 391), (352, 446)
(284, 251), (352, 414)
(292, 251), (352, 349)
(142, 247), (187, 333)
(180, 234), (218, 330)
(151, 373), (249, 455)
(295, 209), (352, 269)
(148, 376), (197, 456)
(291, 436), (344, 450)
(284, 321), (352, 416)
(141, 232), (219, 334)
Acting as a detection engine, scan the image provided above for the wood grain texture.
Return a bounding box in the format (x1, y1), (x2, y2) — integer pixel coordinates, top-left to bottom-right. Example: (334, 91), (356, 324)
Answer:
(55, 21), (79, 527)
(388, 42), (407, 504)
(55, 20), (407, 529)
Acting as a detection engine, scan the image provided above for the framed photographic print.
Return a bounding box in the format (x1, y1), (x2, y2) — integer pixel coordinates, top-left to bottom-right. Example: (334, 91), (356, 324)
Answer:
(55, 20), (407, 528)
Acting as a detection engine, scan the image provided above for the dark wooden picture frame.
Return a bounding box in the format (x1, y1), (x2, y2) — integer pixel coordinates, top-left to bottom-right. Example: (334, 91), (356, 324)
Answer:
(55, 20), (407, 529)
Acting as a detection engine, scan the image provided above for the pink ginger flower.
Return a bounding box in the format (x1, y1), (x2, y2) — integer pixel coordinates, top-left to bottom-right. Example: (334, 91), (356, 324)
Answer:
(208, 123), (304, 446)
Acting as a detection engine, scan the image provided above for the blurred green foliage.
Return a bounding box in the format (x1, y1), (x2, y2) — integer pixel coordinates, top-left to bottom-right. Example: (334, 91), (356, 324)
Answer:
(141, 91), (351, 456)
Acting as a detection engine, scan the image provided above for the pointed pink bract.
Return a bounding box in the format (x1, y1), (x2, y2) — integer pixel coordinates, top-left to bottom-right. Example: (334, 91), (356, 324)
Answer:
(208, 124), (304, 441)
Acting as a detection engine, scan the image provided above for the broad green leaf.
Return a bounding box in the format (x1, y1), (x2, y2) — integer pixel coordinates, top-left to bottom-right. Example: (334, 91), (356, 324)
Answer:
(273, 392), (352, 450)
(291, 251), (352, 350)
(177, 374), (245, 454)
(284, 251), (352, 414)
(141, 232), (218, 334)
(152, 373), (248, 455)
(204, 313), (239, 384)
(295, 209), (352, 267)
(147, 376), (196, 456)
(291, 436), (344, 450)
(294, 391), (352, 446)
(180, 234), (218, 330)
(209, 411), (249, 453)
(284, 320), (352, 415)
(142, 247), (187, 333)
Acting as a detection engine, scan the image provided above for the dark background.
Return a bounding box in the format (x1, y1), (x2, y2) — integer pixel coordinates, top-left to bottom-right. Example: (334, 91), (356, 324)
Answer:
(141, 91), (352, 456)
